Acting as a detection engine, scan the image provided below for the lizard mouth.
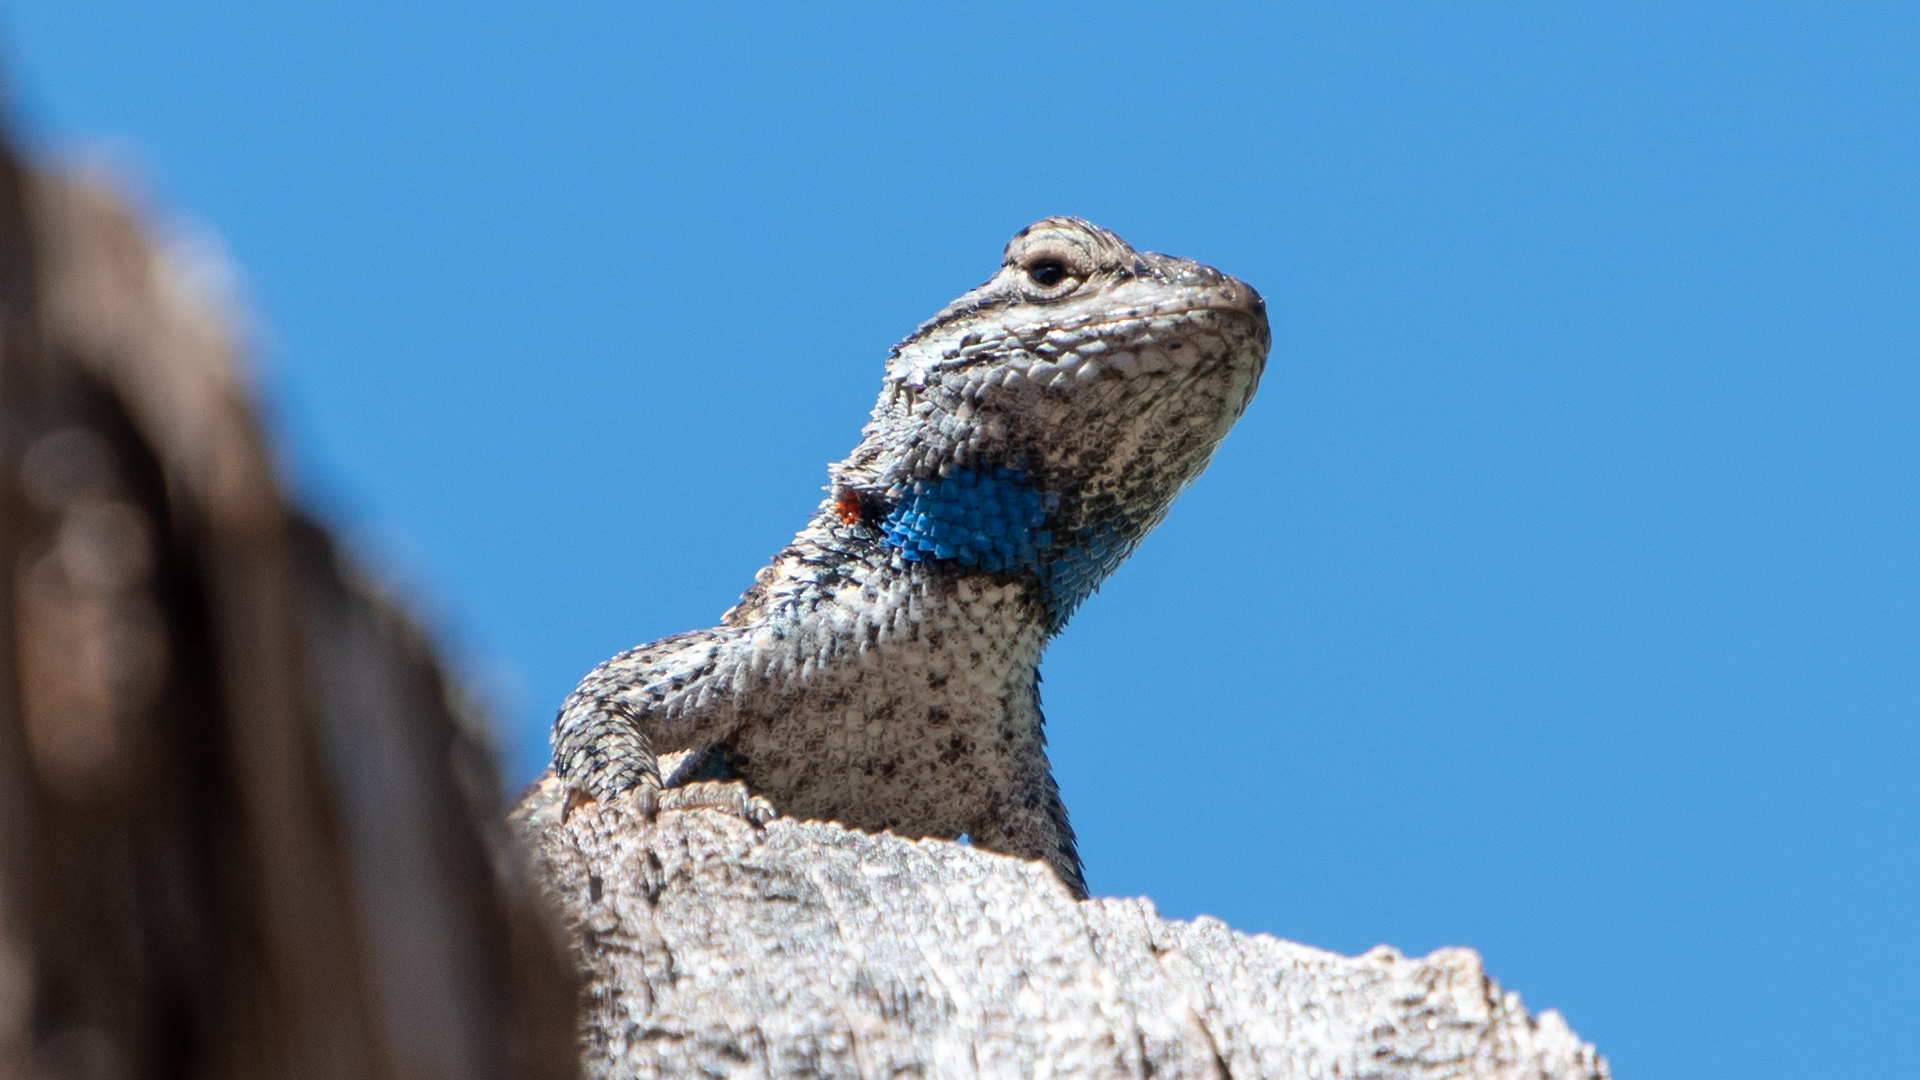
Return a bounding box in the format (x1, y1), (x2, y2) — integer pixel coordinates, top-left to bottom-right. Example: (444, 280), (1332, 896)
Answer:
(917, 299), (1268, 388)
(1005, 302), (1268, 390)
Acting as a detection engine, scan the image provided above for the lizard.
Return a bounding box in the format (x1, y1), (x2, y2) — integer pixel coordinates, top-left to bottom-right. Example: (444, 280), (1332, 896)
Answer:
(543, 217), (1269, 899)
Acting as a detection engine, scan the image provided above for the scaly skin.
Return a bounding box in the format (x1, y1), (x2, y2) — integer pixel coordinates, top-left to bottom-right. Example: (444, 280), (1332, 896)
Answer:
(548, 218), (1269, 898)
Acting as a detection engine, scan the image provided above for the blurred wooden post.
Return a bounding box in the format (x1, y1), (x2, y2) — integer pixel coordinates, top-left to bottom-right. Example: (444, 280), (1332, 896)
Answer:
(0, 110), (575, 1080)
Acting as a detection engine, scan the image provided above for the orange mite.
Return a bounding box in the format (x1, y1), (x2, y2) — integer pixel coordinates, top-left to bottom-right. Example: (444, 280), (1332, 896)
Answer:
(834, 490), (863, 525)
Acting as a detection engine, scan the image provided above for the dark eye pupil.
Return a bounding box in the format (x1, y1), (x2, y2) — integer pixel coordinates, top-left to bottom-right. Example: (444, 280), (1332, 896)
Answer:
(1028, 260), (1067, 287)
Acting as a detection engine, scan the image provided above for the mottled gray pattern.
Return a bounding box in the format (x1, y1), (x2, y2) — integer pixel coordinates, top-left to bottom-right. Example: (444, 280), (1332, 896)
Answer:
(548, 218), (1270, 897)
(517, 785), (1611, 1080)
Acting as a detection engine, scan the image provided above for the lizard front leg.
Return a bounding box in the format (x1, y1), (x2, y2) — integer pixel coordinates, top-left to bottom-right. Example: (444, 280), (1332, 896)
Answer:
(553, 693), (663, 805)
(551, 629), (740, 809)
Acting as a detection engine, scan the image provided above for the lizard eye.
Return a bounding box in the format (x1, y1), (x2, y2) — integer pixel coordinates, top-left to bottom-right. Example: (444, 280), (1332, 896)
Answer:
(1026, 259), (1068, 288)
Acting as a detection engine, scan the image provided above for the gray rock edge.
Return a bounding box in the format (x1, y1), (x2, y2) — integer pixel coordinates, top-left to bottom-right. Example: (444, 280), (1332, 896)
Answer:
(519, 785), (1609, 1080)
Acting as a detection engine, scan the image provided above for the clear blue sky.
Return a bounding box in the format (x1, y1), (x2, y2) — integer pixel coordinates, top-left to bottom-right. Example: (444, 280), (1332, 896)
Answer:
(5, 3), (1913, 1076)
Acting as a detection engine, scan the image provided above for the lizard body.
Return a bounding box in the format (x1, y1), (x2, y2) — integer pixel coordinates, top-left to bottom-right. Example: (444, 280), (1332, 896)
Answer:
(550, 218), (1269, 898)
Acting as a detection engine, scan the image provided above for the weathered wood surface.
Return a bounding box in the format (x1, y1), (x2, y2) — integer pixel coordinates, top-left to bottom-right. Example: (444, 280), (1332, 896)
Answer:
(522, 781), (1609, 1080)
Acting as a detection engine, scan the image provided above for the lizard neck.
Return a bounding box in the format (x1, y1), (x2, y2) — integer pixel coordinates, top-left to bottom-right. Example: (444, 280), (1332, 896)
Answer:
(714, 510), (1053, 707)
(673, 511), (1056, 839)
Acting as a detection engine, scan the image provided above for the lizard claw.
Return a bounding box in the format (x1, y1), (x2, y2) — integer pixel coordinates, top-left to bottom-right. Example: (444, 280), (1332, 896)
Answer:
(539, 769), (772, 829)
(560, 783), (599, 823)
(652, 780), (777, 827)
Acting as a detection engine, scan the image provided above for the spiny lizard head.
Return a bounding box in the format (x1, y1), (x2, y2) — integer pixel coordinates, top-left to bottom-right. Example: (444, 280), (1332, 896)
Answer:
(830, 217), (1270, 629)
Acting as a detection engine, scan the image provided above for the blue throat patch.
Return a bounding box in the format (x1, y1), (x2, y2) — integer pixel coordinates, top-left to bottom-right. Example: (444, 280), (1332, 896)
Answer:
(877, 465), (1133, 629)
